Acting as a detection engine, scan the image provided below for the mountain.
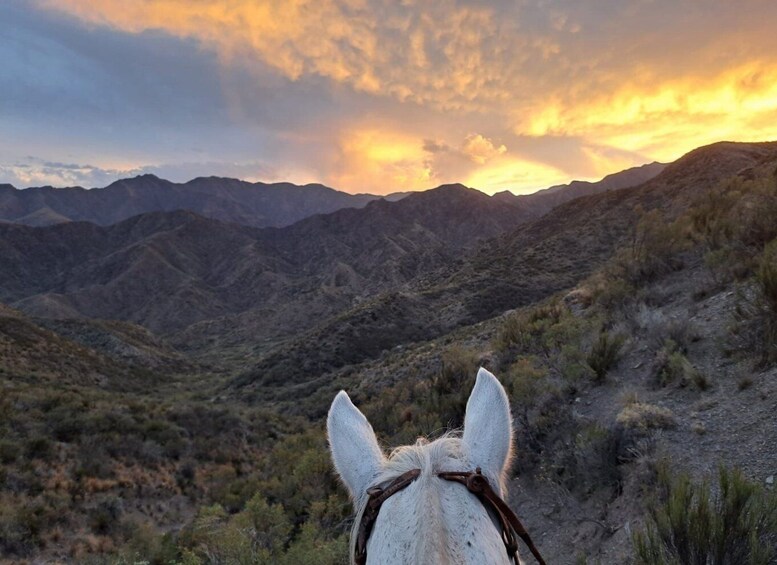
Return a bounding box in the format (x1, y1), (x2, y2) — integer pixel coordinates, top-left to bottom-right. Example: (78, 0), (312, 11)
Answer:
(0, 184), (528, 364)
(4, 140), (777, 564)
(0, 163), (664, 231)
(493, 161), (665, 217)
(2, 142), (772, 386)
(234, 141), (777, 390)
(0, 174), (384, 228)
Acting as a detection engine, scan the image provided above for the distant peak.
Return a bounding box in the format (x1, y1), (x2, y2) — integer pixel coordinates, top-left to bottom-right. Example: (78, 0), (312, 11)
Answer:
(432, 183), (470, 191)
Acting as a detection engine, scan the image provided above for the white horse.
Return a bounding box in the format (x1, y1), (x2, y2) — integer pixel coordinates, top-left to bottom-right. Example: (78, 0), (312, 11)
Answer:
(328, 367), (534, 565)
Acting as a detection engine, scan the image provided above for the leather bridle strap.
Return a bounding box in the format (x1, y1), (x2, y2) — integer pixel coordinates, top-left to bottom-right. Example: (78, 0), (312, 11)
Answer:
(354, 467), (545, 565)
(438, 468), (547, 565)
(355, 468), (421, 565)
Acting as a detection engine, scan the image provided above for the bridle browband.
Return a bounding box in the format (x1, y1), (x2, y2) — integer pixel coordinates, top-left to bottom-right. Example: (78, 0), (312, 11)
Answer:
(354, 467), (546, 565)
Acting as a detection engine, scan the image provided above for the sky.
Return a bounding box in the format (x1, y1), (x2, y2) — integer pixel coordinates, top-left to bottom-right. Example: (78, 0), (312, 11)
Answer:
(2, 1), (777, 195)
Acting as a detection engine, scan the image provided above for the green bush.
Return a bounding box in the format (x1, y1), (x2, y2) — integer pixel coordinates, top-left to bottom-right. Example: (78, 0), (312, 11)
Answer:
(650, 341), (706, 389)
(690, 176), (777, 283)
(179, 494), (348, 565)
(494, 302), (564, 355)
(430, 345), (479, 427)
(730, 239), (777, 367)
(495, 301), (591, 373)
(616, 209), (688, 286)
(633, 465), (777, 564)
(587, 331), (625, 382)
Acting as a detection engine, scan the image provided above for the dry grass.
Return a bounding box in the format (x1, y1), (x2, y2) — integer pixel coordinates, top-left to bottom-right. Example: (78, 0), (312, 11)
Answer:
(616, 403), (676, 431)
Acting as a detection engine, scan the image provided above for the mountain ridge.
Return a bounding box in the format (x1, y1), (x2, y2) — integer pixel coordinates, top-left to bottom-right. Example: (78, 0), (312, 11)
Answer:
(0, 183), (527, 360)
(0, 162), (665, 229)
(0, 174), (381, 228)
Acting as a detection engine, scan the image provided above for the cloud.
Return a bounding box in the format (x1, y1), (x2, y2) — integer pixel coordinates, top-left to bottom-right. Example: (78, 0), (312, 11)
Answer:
(0, 157), (278, 188)
(2, 1), (777, 195)
(461, 134), (507, 165)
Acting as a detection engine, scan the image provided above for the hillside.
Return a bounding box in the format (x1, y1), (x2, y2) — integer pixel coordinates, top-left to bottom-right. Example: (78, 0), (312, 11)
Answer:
(0, 303), (186, 390)
(2, 140), (777, 563)
(0, 184), (528, 363)
(234, 142), (777, 390)
(0, 174), (381, 228)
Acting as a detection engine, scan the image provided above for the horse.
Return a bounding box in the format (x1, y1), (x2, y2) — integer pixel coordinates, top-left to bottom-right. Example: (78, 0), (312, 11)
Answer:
(327, 367), (544, 565)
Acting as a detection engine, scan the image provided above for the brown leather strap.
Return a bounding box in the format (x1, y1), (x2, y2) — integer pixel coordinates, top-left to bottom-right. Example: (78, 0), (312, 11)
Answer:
(438, 468), (547, 565)
(355, 468), (421, 565)
(354, 467), (545, 565)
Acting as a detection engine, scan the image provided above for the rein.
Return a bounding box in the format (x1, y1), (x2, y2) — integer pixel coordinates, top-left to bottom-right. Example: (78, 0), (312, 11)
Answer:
(354, 467), (546, 565)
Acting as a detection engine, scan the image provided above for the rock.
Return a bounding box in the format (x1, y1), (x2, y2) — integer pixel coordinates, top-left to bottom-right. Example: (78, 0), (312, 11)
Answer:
(766, 475), (774, 485)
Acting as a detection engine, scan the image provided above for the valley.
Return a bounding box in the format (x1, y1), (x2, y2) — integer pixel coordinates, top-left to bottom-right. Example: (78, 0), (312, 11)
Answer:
(1, 141), (776, 563)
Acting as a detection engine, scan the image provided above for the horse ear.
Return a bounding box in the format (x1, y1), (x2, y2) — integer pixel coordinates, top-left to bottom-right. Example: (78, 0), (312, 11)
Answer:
(462, 367), (513, 484)
(327, 390), (385, 504)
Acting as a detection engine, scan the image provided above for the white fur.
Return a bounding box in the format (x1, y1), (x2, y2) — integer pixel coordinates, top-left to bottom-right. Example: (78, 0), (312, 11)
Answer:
(462, 367), (514, 494)
(327, 368), (520, 565)
(327, 390), (385, 505)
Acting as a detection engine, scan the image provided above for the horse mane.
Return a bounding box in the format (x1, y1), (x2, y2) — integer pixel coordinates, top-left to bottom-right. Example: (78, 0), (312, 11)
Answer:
(348, 432), (508, 564)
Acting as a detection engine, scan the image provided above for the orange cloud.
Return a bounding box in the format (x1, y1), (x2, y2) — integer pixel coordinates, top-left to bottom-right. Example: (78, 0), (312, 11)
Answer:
(516, 62), (777, 164)
(36, 1), (777, 193)
(326, 127), (432, 193)
(461, 134), (507, 165)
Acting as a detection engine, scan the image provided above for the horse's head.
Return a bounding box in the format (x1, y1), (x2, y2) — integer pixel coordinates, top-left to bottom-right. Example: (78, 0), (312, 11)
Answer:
(327, 367), (520, 564)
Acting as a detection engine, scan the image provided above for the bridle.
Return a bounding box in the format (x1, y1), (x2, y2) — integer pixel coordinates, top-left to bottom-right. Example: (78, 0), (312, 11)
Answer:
(354, 467), (546, 565)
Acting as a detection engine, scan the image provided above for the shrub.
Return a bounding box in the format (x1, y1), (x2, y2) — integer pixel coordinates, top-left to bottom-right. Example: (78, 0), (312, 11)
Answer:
(587, 331), (625, 382)
(495, 301), (591, 375)
(736, 177), (777, 249)
(0, 440), (21, 464)
(25, 436), (53, 460)
(650, 341), (706, 389)
(730, 239), (777, 367)
(689, 181), (740, 251)
(88, 496), (123, 535)
(636, 308), (699, 354)
(616, 209), (688, 286)
(179, 493), (347, 565)
(593, 274), (635, 313)
(568, 424), (622, 495)
(494, 302), (564, 355)
(633, 466), (777, 564)
(690, 176), (777, 283)
(616, 403), (676, 431)
(505, 356), (548, 407)
(430, 346), (479, 428)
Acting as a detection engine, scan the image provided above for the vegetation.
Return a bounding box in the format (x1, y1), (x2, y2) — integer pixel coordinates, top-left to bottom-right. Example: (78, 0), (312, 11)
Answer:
(650, 340), (708, 390)
(731, 239), (777, 366)
(633, 465), (777, 565)
(4, 158), (777, 563)
(586, 331), (625, 382)
(618, 209), (688, 285)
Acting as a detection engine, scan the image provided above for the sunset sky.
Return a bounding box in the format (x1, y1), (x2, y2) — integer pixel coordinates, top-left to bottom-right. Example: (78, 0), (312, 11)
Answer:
(2, 0), (777, 195)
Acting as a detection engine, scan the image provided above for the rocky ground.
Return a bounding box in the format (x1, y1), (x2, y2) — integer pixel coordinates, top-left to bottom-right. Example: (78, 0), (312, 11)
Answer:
(505, 261), (777, 564)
